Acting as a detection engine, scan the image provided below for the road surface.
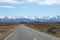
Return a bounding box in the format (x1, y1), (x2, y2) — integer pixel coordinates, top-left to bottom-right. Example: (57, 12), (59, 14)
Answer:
(4, 24), (60, 40)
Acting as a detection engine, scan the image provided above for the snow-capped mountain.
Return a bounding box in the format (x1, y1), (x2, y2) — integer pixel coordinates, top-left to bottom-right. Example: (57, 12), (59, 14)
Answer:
(0, 16), (60, 22)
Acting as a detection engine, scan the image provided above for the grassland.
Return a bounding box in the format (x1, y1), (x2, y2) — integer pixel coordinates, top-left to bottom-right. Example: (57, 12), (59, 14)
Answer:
(0, 22), (20, 39)
(22, 22), (60, 38)
(0, 22), (60, 39)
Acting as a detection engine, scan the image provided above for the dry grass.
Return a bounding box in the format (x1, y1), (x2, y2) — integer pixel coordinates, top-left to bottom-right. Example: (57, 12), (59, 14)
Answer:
(0, 22), (20, 39)
(23, 22), (60, 38)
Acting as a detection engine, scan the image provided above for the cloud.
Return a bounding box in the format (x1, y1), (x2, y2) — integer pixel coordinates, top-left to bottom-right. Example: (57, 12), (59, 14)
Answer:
(0, 0), (20, 4)
(26, 0), (60, 5)
(26, 0), (36, 2)
(0, 6), (15, 8)
(0, 0), (60, 5)
(37, 0), (56, 5)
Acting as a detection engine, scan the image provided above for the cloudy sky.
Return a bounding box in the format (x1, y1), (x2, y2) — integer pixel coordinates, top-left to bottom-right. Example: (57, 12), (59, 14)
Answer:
(0, 0), (60, 16)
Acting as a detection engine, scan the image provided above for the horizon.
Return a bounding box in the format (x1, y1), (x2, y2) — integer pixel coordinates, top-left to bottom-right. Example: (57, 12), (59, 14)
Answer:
(0, 15), (60, 19)
(0, 15), (60, 18)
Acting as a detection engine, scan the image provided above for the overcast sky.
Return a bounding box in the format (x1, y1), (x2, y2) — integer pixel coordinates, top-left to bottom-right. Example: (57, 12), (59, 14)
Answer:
(0, 0), (60, 16)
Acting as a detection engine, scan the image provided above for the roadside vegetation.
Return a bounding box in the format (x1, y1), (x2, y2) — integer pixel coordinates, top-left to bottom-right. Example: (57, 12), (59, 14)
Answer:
(22, 22), (60, 38)
(0, 22), (20, 40)
(0, 22), (60, 39)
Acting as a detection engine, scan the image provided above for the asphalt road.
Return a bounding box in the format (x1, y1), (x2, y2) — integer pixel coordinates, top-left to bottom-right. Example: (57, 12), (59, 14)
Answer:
(4, 24), (60, 40)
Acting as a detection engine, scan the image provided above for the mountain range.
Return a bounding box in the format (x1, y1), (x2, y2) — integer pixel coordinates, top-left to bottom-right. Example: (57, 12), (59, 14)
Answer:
(0, 16), (60, 22)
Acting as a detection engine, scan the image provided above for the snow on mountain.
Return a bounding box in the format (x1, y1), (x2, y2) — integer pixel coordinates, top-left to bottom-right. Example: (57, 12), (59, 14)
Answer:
(23, 16), (36, 19)
(0, 16), (60, 22)
(0, 16), (5, 19)
(7, 16), (19, 19)
(0, 16), (58, 19)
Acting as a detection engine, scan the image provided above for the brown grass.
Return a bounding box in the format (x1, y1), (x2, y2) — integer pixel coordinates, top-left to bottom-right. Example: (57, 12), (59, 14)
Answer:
(0, 22), (20, 39)
(23, 22), (60, 38)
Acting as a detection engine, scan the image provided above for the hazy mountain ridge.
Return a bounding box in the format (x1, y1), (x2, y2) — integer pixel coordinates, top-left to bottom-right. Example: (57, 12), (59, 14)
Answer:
(0, 16), (60, 22)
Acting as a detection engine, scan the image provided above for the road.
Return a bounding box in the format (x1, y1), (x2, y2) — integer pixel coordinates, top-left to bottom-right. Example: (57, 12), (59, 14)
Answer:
(4, 24), (60, 40)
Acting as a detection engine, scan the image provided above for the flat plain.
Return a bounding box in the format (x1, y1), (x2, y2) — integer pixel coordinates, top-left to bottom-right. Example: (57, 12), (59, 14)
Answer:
(23, 22), (60, 38)
(0, 22), (60, 40)
(0, 22), (20, 39)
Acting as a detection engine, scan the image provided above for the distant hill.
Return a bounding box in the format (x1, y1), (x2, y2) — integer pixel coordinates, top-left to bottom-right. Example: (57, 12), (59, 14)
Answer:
(0, 16), (60, 22)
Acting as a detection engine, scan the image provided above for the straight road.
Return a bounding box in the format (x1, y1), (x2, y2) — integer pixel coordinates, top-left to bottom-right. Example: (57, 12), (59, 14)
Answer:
(4, 24), (60, 40)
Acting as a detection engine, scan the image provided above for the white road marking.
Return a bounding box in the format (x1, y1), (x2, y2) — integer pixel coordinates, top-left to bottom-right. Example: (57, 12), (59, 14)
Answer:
(4, 29), (16, 40)
(4, 32), (14, 40)
(33, 38), (37, 40)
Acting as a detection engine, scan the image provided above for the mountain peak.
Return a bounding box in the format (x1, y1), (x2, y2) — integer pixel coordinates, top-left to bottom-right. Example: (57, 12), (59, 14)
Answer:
(0, 16), (60, 22)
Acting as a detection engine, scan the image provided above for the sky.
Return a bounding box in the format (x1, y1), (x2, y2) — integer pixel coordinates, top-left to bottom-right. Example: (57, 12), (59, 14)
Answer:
(0, 0), (60, 16)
